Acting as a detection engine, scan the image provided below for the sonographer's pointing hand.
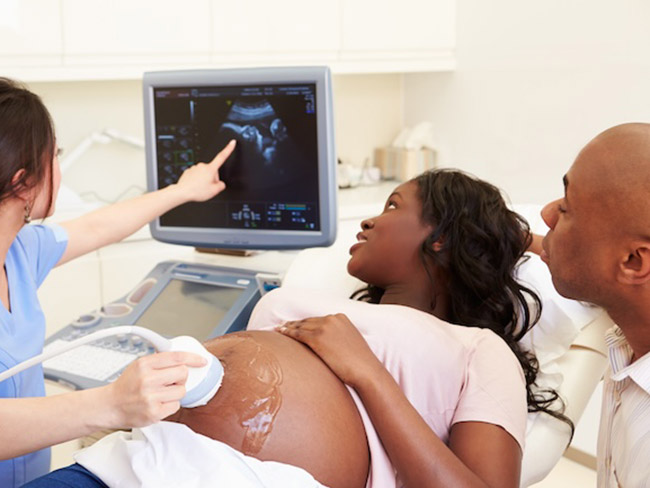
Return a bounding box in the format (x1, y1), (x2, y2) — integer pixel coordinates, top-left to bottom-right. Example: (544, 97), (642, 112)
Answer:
(102, 351), (207, 428)
(175, 139), (236, 202)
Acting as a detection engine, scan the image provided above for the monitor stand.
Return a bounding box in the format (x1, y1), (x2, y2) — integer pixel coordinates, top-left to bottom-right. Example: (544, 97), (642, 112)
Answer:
(195, 247), (258, 257)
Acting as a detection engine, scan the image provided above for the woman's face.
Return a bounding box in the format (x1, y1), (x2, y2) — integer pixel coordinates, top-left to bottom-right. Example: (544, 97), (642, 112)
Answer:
(30, 146), (61, 219)
(347, 180), (434, 288)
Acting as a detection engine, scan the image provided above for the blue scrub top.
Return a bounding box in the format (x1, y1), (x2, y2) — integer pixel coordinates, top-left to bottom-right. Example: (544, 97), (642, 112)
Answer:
(0, 223), (68, 488)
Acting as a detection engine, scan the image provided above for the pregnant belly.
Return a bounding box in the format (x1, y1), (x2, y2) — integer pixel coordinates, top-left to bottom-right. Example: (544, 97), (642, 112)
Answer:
(167, 330), (370, 488)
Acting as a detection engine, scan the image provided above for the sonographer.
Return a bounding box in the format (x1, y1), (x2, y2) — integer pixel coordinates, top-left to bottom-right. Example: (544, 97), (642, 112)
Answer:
(0, 77), (236, 487)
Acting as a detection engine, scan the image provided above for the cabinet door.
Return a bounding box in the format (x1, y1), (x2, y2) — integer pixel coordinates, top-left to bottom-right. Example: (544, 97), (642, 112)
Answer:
(211, 0), (340, 64)
(342, 0), (455, 52)
(61, 0), (212, 65)
(0, 0), (62, 66)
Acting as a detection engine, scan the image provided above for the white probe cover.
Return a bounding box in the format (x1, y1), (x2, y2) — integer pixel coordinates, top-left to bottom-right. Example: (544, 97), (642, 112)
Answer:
(167, 335), (224, 408)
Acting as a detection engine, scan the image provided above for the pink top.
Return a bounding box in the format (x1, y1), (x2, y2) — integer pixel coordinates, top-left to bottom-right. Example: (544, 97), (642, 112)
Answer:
(247, 287), (527, 488)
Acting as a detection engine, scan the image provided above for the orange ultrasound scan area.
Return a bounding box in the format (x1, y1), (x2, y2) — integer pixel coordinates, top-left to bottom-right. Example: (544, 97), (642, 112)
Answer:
(167, 330), (370, 488)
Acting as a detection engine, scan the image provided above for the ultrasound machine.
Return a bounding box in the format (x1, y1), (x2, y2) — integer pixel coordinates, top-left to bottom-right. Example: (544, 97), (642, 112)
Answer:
(42, 66), (337, 390)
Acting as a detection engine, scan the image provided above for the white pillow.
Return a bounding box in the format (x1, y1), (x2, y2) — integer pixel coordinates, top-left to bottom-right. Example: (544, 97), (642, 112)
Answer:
(517, 253), (602, 391)
(282, 218), (364, 296)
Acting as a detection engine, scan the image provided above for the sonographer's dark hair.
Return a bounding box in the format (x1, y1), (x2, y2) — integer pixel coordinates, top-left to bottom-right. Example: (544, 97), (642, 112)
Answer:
(352, 168), (574, 436)
(0, 77), (55, 214)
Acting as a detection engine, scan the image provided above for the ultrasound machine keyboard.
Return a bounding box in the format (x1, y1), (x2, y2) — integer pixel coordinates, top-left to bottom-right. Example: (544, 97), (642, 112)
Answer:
(43, 339), (144, 382)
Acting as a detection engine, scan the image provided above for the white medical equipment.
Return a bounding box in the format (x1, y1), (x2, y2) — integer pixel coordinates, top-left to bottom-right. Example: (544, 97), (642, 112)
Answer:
(142, 66), (337, 250)
(41, 261), (276, 391)
(0, 326), (223, 408)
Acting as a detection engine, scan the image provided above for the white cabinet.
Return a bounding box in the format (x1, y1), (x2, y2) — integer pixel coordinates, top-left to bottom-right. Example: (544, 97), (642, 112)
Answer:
(338, 0), (456, 72)
(3, 0), (456, 80)
(61, 0), (212, 65)
(343, 0), (454, 51)
(0, 0), (62, 66)
(211, 0), (341, 64)
(340, 0), (456, 71)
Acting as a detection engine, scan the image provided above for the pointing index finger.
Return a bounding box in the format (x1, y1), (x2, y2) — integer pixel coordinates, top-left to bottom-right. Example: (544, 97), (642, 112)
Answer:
(209, 139), (237, 169)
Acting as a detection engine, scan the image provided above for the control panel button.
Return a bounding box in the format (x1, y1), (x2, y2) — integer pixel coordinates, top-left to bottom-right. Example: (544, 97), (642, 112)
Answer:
(100, 302), (132, 317)
(71, 313), (100, 329)
(126, 278), (157, 305)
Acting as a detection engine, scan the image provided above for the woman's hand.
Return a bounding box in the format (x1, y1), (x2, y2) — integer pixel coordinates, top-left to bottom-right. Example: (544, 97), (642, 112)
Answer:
(175, 139), (236, 202)
(277, 314), (383, 389)
(104, 351), (207, 428)
(57, 140), (237, 265)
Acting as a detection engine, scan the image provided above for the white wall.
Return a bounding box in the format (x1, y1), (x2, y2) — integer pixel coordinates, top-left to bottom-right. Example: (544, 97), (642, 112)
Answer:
(333, 75), (403, 167)
(27, 74), (403, 206)
(403, 0), (650, 460)
(403, 0), (650, 205)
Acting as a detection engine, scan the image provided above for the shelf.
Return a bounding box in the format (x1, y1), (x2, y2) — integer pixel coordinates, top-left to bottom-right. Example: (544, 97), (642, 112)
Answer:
(7, 55), (455, 83)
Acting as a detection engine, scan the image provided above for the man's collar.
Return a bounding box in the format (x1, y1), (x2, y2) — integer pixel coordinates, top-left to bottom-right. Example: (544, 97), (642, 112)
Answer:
(607, 325), (650, 394)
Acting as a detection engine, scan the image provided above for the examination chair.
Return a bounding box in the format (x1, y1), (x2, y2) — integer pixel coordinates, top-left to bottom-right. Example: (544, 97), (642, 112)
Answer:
(281, 206), (612, 487)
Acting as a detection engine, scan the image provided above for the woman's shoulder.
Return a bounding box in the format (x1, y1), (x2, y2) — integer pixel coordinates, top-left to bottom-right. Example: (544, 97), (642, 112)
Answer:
(447, 321), (517, 353)
(452, 326), (528, 449)
(13, 223), (67, 252)
(9, 223), (68, 285)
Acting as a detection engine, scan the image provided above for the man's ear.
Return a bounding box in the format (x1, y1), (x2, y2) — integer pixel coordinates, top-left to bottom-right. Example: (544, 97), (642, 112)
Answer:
(618, 243), (650, 285)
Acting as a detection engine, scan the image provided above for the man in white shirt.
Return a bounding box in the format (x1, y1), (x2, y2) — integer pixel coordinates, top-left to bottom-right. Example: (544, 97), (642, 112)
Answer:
(537, 122), (650, 487)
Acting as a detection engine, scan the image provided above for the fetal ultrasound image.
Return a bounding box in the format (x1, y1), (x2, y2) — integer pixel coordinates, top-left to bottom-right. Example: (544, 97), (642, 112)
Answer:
(221, 101), (288, 165)
(214, 98), (305, 196)
(154, 85), (320, 229)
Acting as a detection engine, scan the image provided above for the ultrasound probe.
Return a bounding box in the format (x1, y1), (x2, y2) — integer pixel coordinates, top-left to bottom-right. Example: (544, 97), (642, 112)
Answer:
(0, 326), (224, 408)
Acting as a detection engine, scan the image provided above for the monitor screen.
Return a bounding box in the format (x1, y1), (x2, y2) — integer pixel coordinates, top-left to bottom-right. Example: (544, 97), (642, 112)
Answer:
(143, 67), (337, 249)
(135, 279), (244, 340)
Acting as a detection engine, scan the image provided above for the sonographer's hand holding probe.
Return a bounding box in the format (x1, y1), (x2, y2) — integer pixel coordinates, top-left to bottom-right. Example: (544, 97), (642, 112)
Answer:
(105, 349), (206, 427)
(0, 329), (223, 461)
(105, 335), (224, 427)
(174, 139), (236, 202)
(0, 327), (224, 429)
